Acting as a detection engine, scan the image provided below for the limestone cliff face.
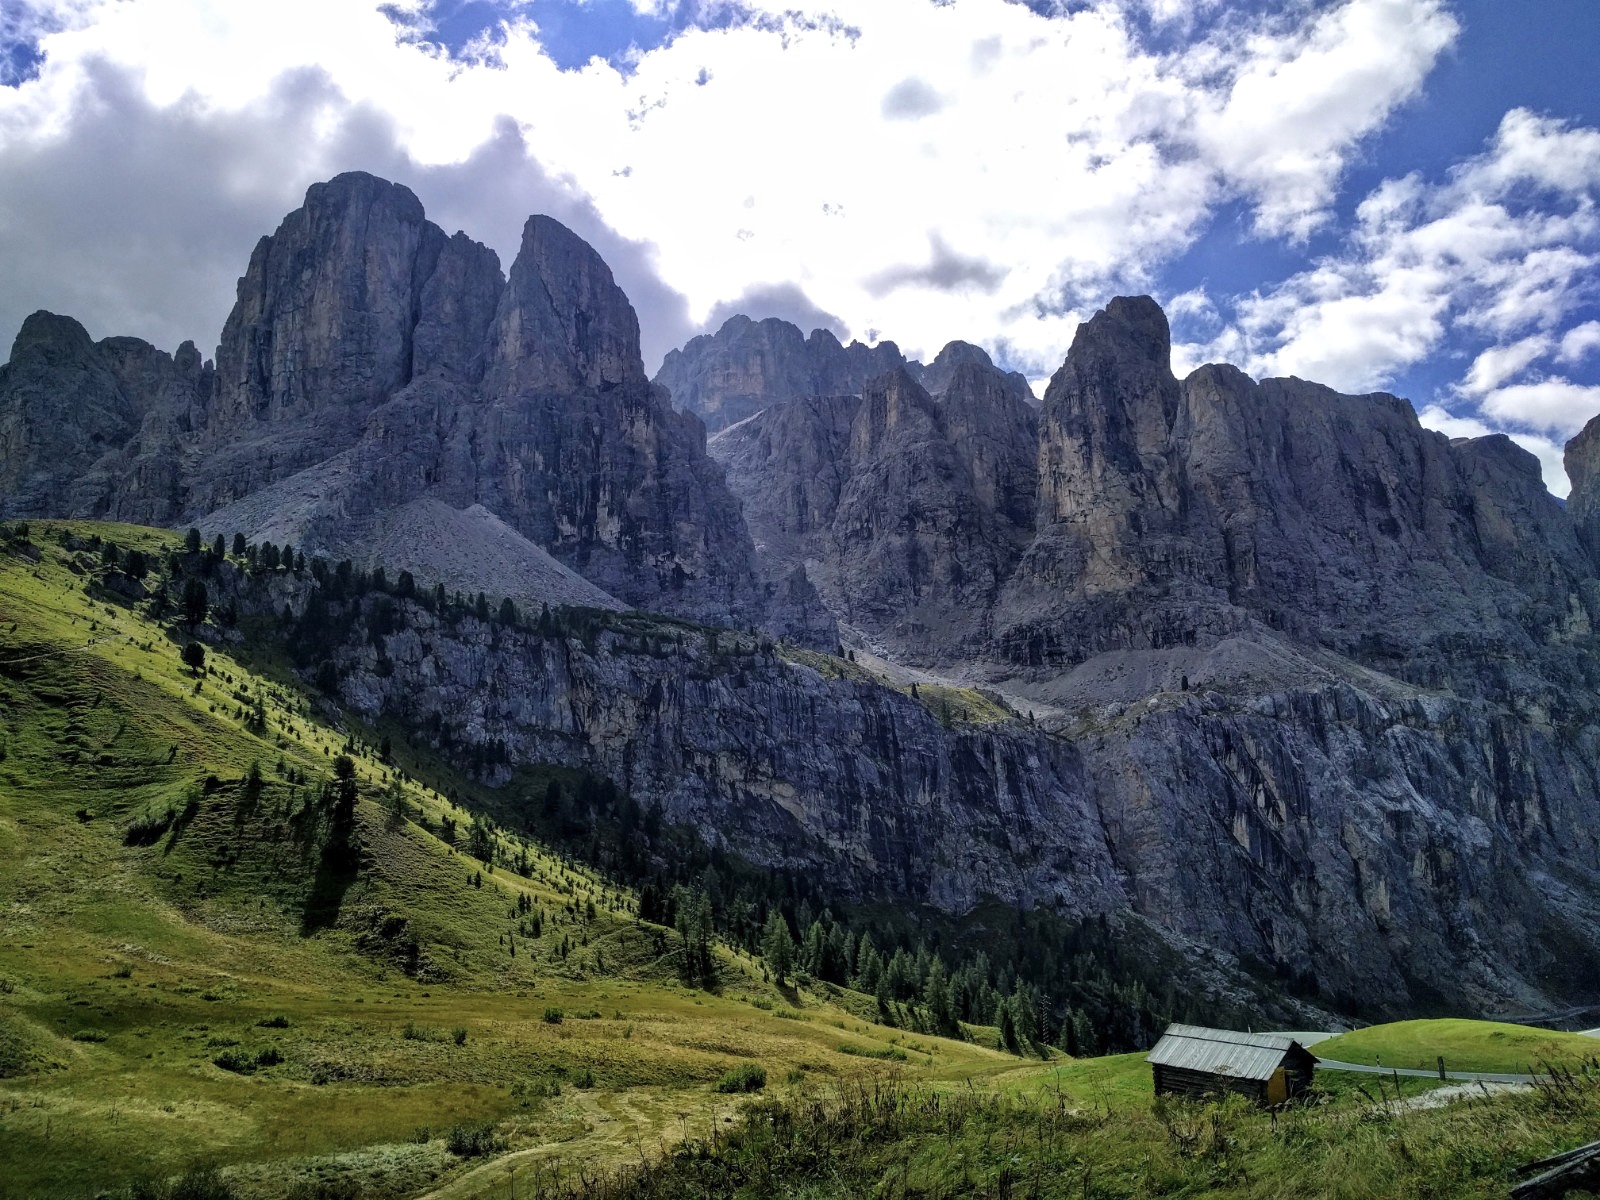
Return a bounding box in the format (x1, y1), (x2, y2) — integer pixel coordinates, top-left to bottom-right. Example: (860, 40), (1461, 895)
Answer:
(0, 174), (827, 639)
(0, 313), (209, 522)
(711, 359), (1039, 657)
(1567, 413), (1600, 562)
(655, 314), (927, 432)
(1000, 305), (1597, 685)
(483, 215), (645, 396)
(209, 561), (1600, 1018)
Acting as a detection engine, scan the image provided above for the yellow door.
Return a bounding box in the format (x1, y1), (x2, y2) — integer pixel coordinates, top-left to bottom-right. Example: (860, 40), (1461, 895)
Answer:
(1267, 1067), (1288, 1105)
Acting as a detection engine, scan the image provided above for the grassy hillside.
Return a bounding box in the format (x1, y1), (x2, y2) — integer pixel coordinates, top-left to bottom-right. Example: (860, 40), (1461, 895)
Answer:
(1314, 1019), (1600, 1074)
(0, 522), (1015, 1198)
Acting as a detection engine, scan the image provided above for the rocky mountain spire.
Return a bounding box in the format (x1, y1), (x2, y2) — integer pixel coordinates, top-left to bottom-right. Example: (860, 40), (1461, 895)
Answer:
(484, 215), (646, 395)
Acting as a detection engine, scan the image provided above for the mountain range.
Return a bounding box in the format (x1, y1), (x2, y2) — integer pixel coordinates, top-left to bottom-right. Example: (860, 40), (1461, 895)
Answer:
(4, 172), (1600, 1022)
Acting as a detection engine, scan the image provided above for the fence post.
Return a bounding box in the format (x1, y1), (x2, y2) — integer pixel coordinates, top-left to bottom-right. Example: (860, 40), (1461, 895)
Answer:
(1438, 1055), (1446, 1081)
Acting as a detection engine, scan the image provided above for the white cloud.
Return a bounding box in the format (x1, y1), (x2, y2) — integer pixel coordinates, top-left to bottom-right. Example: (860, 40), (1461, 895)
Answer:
(1479, 379), (1600, 440)
(1558, 321), (1600, 366)
(1183, 0), (1458, 241)
(1459, 335), (1552, 397)
(0, 0), (1463, 379)
(1189, 107), (1600, 397)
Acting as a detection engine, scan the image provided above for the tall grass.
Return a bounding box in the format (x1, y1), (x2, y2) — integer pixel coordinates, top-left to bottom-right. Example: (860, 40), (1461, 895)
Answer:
(528, 1067), (1600, 1199)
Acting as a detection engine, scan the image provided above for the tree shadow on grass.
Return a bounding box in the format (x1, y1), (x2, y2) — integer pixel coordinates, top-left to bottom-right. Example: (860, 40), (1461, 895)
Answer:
(301, 843), (358, 934)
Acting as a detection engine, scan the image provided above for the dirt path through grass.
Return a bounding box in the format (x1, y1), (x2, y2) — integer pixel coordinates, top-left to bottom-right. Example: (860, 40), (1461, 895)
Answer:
(417, 1085), (712, 1200)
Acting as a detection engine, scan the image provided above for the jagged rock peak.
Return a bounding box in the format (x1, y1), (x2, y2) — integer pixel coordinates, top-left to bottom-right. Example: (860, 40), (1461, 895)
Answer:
(10, 310), (96, 363)
(485, 214), (646, 395)
(1567, 412), (1600, 557)
(211, 169), (448, 429)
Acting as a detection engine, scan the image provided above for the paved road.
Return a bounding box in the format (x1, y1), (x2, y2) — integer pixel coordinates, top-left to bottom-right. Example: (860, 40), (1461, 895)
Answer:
(1315, 1059), (1541, 1085)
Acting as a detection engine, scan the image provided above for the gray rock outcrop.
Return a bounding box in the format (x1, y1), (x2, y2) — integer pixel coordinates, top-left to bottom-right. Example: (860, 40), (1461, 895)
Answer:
(1567, 412), (1600, 562)
(0, 173), (832, 642)
(711, 357), (1039, 656)
(653, 313), (1033, 433)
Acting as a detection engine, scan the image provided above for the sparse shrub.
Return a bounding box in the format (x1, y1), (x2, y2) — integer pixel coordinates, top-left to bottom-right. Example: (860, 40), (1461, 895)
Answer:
(445, 1122), (504, 1158)
(452, 1026), (467, 1046)
(112, 964), (134, 979)
(127, 1164), (237, 1200)
(410, 1126), (431, 1144)
(256, 1015), (290, 1029)
(72, 1029), (108, 1043)
(212, 1049), (251, 1073)
(836, 1043), (907, 1061)
(123, 805), (175, 846)
(714, 1063), (767, 1093)
(543, 1007), (564, 1024)
(284, 1179), (361, 1200)
(212, 1047), (281, 1074)
(401, 1022), (436, 1041)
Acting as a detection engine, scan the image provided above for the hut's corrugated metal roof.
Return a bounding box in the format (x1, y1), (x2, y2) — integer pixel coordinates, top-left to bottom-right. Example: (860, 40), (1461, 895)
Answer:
(1145, 1024), (1316, 1082)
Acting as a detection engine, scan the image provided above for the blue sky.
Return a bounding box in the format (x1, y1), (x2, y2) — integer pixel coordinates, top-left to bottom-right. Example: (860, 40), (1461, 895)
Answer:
(1, 0), (1597, 490)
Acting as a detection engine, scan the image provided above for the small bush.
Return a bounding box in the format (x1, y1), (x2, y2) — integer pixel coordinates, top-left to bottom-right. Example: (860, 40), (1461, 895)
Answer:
(72, 1029), (109, 1043)
(573, 1067), (596, 1089)
(714, 1063), (767, 1093)
(123, 806), (175, 846)
(284, 1179), (361, 1200)
(543, 1007), (564, 1024)
(212, 1047), (281, 1074)
(112, 964), (134, 979)
(256, 1015), (290, 1029)
(127, 1164), (237, 1200)
(402, 1022), (435, 1041)
(837, 1043), (907, 1061)
(411, 1126), (431, 1144)
(451, 1026), (468, 1046)
(445, 1122), (504, 1158)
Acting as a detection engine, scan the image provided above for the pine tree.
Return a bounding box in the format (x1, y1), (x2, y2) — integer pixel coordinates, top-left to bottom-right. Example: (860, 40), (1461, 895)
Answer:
(762, 909), (796, 984)
(182, 579), (208, 627)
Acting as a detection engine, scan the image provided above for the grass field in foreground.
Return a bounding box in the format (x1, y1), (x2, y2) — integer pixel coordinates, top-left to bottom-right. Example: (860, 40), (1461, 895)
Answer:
(0, 522), (1016, 1198)
(1314, 1019), (1600, 1075)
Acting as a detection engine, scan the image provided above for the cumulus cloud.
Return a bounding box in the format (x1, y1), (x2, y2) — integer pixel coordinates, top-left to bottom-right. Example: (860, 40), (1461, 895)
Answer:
(0, 0), (1466, 380)
(1478, 380), (1600, 440)
(1192, 110), (1600, 389)
(1183, 0), (1458, 241)
(1557, 321), (1600, 366)
(1459, 336), (1553, 398)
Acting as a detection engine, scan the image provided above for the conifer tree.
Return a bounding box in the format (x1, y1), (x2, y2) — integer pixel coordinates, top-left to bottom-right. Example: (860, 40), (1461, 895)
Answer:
(762, 909), (796, 984)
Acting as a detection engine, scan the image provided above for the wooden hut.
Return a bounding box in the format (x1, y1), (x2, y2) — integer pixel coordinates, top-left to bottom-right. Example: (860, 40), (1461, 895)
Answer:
(1146, 1023), (1318, 1105)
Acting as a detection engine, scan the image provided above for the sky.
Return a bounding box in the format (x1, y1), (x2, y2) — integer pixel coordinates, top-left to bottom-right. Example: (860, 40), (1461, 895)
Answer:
(1, 0), (1597, 493)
